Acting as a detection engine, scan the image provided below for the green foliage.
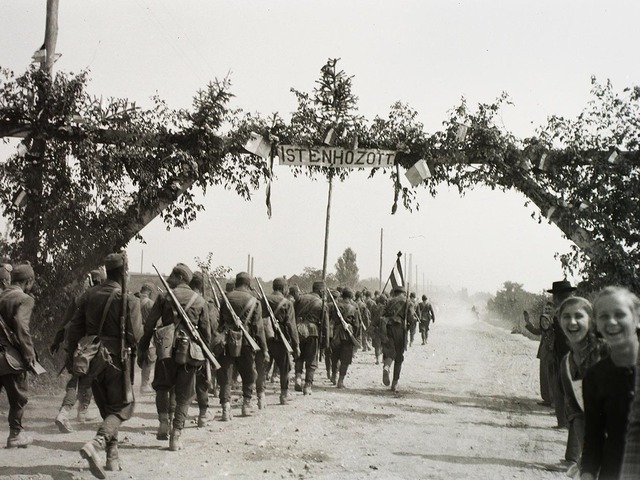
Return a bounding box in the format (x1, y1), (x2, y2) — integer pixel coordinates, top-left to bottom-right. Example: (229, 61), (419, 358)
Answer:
(335, 247), (359, 288)
(486, 281), (546, 331)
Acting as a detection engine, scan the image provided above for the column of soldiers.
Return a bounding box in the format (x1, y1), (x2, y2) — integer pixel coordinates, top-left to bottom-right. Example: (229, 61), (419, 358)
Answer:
(1, 252), (435, 479)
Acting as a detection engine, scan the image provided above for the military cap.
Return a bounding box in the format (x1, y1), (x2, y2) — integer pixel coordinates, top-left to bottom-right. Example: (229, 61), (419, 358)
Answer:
(422, 294), (428, 301)
(172, 263), (193, 283)
(409, 292), (416, 298)
(90, 269), (104, 281)
(236, 272), (252, 287)
(12, 263), (34, 282)
(104, 253), (125, 271)
(141, 282), (155, 293)
(0, 264), (11, 281)
(341, 287), (354, 299)
(272, 277), (286, 290)
(225, 282), (235, 292)
(312, 281), (325, 292)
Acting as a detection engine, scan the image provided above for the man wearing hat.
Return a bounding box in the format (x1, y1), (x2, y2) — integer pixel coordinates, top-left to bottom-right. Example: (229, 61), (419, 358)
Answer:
(0, 263), (37, 448)
(216, 272), (268, 420)
(50, 269), (103, 433)
(380, 285), (414, 392)
(257, 277), (299, 406)
(329, 287), (361, 389)
(138, 263), (210, 451)
(66, 253), (142, 477)
(137, 282), (157, 395)
(293, 280), (328, 395)
(188, 272), (217, 426)
(547, 279), (576, 429)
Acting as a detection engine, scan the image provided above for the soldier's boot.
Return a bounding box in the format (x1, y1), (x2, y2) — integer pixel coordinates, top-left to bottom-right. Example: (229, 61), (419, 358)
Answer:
(390, 380), (398, 392)
(303, 382), (312, 396)
(257, 392), (266, 410)
(279, 389), (289, 405)
(242, 397), (254, 417)
(326, 366), (331, 380)
(169, 429), (183, 451)
(294, 374), (303, 392)
(221, 402), (233, 421)
(79, 435), (107, 479)
(197, 408), (212, 427)
(330, 371), (337, 385)
(6, 429), (33, 448)
(55, 406), (73, 433)
(105, 440), (122, 472)
(77, 404), (90, 424)
(382, 359), (392, 387)
(156, 414), (170, 441)
(336, 375), (346, 389)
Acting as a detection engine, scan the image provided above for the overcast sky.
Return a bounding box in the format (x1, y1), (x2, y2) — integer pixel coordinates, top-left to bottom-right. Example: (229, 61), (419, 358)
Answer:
(2, 1), (639, 294)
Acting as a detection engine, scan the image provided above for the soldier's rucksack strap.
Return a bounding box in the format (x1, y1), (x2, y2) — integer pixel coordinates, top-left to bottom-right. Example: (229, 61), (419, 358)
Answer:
(273, 298), (288, 322)
(174, 292), (199, 329)
(240, 297), (258, 323)
(97, 290), (119, 338)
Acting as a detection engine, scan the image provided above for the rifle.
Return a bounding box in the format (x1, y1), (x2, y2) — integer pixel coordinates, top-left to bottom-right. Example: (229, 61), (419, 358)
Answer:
(209, 275), (261, 352)
(318, 289), (326, 361)
(326, 289), (362, 349)
(254, 280), (294, 355)
(120, 253), (134, 404)
(153, 265), (222, 370)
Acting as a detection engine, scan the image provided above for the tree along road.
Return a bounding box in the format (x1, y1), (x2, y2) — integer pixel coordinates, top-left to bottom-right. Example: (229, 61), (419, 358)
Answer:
(1, 307), (569, 480)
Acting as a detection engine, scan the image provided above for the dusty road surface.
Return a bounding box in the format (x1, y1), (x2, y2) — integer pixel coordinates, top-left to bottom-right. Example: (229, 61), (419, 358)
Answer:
(2, 309), (570, 480)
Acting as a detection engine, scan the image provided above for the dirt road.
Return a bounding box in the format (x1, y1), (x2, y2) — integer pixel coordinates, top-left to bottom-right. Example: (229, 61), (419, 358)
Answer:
(1, 308), (569, 480)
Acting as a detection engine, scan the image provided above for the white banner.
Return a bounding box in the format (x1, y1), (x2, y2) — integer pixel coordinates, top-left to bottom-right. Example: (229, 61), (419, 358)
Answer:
(278, 145), (397, 168)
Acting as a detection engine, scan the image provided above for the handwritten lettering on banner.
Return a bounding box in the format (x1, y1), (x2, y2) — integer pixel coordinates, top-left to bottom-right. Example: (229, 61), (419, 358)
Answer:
(278, 145), (397, 168)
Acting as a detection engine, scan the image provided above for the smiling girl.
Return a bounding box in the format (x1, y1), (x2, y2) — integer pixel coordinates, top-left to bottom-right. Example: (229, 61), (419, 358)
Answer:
(557, 297), (609, 477)
(580, 287), (639, 480)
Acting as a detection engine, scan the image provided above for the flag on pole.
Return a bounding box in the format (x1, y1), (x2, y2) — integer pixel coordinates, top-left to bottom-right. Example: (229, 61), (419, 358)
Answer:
(387, 252), (405, 291)
(405, 159), (431, 187)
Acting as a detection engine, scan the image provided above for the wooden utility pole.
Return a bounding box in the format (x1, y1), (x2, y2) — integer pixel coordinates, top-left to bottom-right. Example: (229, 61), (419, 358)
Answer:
(321, 174), (333, 281)
(23, 0), (59, 266)
(379, 227), (383, 291)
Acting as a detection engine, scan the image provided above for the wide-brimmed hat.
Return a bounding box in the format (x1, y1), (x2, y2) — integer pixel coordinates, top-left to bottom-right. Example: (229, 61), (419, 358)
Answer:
(547, 280), (577, 294)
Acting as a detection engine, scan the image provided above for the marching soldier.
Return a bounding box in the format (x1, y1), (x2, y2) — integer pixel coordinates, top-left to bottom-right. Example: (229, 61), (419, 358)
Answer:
(259, 277), (299, 405)
(51, 269), (103, 433)
(380, 286), (414, 391)
(216, 272), (268, 420)
(0, 263), (37, 448)
(369, 293), (388, 365)
(329, 287), (361, 389)
(138, 282), (157, 395)
(293, 281), (327, 395)
(355, 291), (370, 351)
(66, 253), (142, 477)
(408, 292), (419, 347)
(138, 263), (210, 451)
(188, 272), (215, 426)
(416, 295), (436, 345)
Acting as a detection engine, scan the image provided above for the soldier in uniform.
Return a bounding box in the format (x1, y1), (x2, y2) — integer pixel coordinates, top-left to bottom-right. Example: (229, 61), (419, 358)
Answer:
(0, 263), (37, 448)
(329, 287), (360, 389)
(355, 291), (370, 351)
(66, 253), (142, 477)
(188, 272), (216, 426)
(138, 283), (157, 395)
(369, 293), (388, 364)
(50, 269), (104, 433)
(407, 292), (419, 347)
(259, 277), (299, 405)
(381, 286), (414, 391)
(293, 281), (327, 395)
(416, 295), (436, 345)
(138, 263), (210, 451)
(216, 272), (268, 420)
